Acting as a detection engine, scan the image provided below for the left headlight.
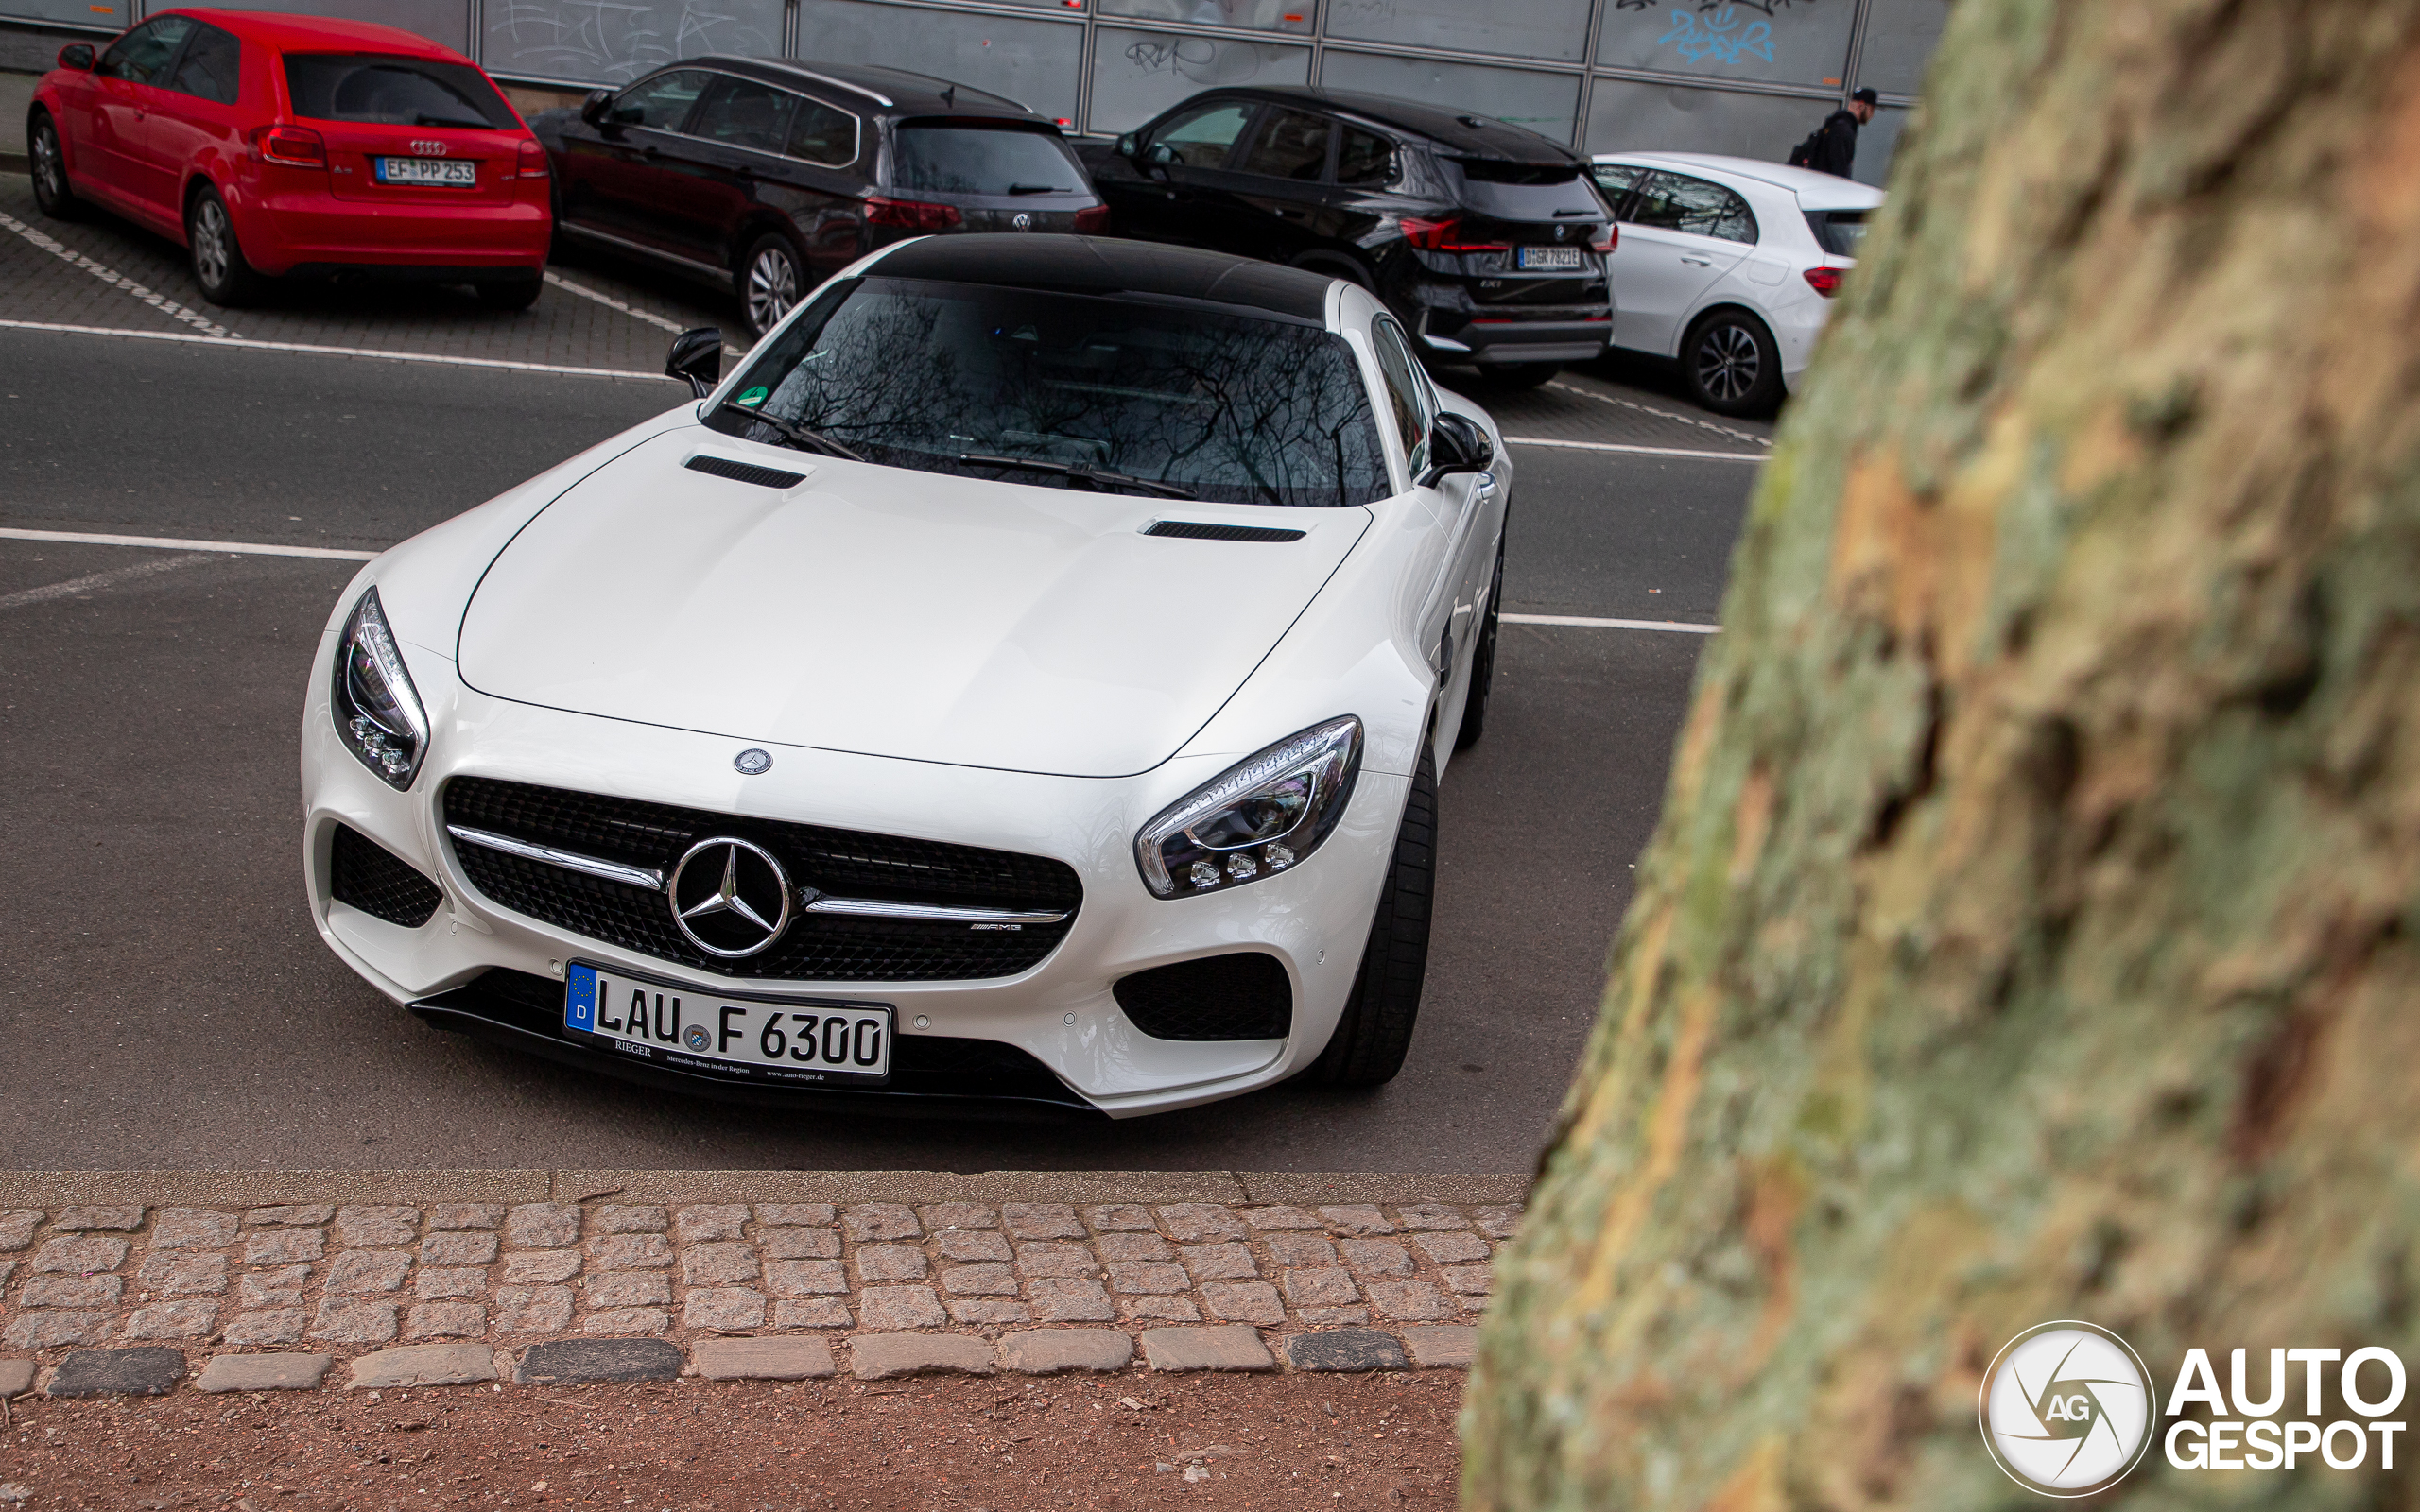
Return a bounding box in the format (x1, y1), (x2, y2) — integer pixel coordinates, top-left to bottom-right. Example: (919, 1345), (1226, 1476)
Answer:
(332, 586), (428, 791)
(1135, 716), (1362, 899)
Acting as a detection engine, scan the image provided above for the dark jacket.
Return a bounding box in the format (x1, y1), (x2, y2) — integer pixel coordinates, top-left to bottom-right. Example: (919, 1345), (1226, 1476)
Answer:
(1808, 108), (1860, 178)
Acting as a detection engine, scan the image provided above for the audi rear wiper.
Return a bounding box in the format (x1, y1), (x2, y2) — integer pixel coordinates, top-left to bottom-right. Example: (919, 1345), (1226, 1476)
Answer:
(414, 113), (490, 129)
(717, 400), (866, 462)
(957, 453), (1196, 500)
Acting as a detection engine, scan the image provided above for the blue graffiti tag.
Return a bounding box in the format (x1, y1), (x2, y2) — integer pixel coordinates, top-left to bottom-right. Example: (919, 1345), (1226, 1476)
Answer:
(1658, 5), (1776, 65)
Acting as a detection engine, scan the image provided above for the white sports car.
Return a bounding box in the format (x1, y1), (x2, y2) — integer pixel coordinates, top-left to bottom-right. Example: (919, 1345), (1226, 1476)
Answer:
(302, 234), (1509, 1118)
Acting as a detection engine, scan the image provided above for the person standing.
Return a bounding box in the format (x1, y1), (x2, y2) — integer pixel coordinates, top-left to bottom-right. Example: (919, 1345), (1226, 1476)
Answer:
(1789, 86), (1878, 178)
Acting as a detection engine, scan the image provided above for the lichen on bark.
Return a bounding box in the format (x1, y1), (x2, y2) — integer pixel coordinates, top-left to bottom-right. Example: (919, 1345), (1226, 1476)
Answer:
(1465, 3), (2420, 1509)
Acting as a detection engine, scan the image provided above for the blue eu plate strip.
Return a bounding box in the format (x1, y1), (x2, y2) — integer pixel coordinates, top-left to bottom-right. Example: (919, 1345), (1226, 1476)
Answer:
(564, 963), (597, 1032)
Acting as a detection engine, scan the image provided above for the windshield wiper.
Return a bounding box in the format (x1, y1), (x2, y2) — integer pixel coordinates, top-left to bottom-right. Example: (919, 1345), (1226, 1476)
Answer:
(717, 400), (865, 462)
(957, 452), (1196, 500)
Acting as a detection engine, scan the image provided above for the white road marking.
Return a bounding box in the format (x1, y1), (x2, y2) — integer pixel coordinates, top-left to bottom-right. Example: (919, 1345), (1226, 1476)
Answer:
(1504, 436), (1765, 462)
(1546, 380), (1773, 449)
(0, 551), (219, 610)
(0, 319), (674, 381)
(0, 211), (238, 339)
(0, 526), (378, 561)
(1504, 613), (1720, 633)
(543, 270), (746, 357)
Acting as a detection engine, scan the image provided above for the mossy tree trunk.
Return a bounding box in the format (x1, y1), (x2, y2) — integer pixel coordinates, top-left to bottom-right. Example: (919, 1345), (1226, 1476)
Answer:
(1466, 2), (2420, 1507)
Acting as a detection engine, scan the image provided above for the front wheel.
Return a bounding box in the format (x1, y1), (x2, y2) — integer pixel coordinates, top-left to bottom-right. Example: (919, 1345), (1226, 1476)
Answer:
(738, 232), (804, 340)
(1308, 749), (1435, 1087)
(186, 184), (265, 307)
(1682, 309), (1782, 417)
(29, 114), (78, 220)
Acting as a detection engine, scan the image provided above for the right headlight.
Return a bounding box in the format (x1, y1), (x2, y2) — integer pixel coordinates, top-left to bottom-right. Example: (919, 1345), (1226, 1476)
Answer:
(331, 586), (429, 791)
(1135, 716), (1362, 899)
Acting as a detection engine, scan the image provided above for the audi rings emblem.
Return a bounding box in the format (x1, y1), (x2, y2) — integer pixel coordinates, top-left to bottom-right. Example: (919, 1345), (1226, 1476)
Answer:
(668, 837), (793, 958)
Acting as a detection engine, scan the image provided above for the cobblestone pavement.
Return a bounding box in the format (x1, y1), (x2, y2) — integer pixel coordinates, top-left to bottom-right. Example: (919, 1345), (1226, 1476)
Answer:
(0, 167), (1771, 455)
(0, 1188), (1518, 1397)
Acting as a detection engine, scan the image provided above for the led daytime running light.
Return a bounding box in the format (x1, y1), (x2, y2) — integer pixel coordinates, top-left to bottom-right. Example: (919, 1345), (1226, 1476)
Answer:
(1135, 716), (1361, 900)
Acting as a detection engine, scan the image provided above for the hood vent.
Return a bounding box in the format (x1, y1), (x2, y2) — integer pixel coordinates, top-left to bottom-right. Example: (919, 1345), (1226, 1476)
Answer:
(685, 455), (805, 490)
(1144, 520), (1306, 543)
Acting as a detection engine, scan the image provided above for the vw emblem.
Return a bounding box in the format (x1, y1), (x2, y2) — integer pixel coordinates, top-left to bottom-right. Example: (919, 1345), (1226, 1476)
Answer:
(1011, 212), (1031, 231)
(683, 1025), (712, 1050)
(667, 837), (793, 959)
(735, 747), (772, 775)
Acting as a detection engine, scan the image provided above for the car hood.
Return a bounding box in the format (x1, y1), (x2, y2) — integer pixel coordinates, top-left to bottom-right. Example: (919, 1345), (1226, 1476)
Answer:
(455, 427), (1367, 778)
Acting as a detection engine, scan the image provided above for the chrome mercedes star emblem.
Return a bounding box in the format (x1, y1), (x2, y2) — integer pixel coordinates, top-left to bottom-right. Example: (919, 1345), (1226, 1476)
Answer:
(667, 837), (793, 958)
(735, 747), (772, 775)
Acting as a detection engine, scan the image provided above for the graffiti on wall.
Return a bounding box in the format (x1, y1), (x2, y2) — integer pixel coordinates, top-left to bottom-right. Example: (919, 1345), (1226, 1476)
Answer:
(1616, 0), (1821, 68)
(485, 0), (778, 83)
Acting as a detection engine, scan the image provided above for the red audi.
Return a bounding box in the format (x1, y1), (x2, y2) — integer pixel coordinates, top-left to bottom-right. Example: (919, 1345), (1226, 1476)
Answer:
(27, 9), (551, 308)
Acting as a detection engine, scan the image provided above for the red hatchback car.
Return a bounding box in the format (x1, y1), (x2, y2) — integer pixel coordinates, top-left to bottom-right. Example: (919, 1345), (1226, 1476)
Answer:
(27, 9), (551, 308)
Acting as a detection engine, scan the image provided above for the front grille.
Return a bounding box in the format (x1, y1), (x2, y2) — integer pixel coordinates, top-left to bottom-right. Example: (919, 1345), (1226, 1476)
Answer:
(329, 824), (443, 927)
(1115, 953), (1292, 1040)
(443, 778), (1081, 982)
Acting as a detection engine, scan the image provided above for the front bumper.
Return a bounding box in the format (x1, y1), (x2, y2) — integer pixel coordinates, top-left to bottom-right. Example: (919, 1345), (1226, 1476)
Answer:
(302, 638), (1407, 1120)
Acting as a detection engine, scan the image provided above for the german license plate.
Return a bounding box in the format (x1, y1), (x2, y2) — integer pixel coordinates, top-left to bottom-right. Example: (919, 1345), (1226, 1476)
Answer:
(564, 960), (892, 1084)
(375, 156), (475, 186)
(1517, 245), (1583, 269)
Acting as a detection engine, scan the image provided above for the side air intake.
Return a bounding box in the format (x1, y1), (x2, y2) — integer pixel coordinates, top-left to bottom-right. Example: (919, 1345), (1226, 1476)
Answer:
(1143, 520), (1306, 543)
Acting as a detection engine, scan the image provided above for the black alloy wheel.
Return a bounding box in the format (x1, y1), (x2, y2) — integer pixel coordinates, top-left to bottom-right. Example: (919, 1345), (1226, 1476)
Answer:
(1477, 362), (1561, 390)
(1454, 547), (1503, 751)
(29, 114), (78, 219)
(1308, 747), (1436, 1086)
(185, 183), (264, 307)
(1683, 308), (1783, 417)
(740, 232), (804, 340)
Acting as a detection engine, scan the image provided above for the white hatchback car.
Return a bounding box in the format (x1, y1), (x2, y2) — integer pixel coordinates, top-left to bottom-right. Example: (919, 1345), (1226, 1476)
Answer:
(302, 234), (1509, 1120)
(1589, 151), (1884, 416)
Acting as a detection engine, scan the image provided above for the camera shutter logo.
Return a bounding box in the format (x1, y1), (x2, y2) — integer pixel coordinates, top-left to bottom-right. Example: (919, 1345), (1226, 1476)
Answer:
(1979, 1321), (2157, 1496)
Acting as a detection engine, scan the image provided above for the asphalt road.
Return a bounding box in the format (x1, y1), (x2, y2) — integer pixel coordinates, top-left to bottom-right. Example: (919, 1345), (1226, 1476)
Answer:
(0, 323), (1754, 1174)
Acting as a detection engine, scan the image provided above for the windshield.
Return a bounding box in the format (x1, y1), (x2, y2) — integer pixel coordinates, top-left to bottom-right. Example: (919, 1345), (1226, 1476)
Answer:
(706, 277), (1391, 508)
(892, 125), (1087, 197)
(285, 54), (515, 129)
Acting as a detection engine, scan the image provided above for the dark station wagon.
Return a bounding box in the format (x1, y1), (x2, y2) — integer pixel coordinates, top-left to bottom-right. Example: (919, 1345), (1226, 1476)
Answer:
(532, 56), (1106, 337)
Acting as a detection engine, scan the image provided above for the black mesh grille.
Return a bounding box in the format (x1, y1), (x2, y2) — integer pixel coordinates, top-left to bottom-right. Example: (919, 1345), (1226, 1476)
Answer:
(330, 824), (443, 927)
(443, 778), (1081, 982)
(685, 455), (805, 490)
(1144, 520), (1306, 543)
(1114, 953), (1292, 1040)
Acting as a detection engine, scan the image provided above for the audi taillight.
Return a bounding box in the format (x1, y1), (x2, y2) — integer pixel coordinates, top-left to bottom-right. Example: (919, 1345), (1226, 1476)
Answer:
(1073, 203), (1110, 234)
(1804, 266), (1844, 298)
(254, 125), (325, 167)
(1398, 215), (1509, 253)
(865, 196), (962, 232)
(517, 139), (548, 180)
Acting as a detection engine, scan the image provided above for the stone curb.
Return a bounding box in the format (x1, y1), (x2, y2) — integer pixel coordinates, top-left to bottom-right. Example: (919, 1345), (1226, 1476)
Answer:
(0, 1171), (1529, 1207)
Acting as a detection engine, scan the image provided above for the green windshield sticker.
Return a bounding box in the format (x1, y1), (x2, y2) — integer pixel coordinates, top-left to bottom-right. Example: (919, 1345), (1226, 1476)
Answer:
(737, 386), (769, 407)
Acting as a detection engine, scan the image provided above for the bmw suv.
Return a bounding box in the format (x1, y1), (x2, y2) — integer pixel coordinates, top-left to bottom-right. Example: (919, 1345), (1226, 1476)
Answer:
(1080, 86), (1612, 387)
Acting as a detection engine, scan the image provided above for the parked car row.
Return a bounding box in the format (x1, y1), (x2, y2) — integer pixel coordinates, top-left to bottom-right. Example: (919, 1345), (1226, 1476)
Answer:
(24, 6), (1881, 410)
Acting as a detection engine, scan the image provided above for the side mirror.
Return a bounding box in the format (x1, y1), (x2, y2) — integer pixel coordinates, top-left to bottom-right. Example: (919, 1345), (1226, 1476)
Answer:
(1421, 412), (1495, 485)
(666, 327), (722, 398)
(1114, 131), (1138, 158)
(579, 88), (613, 129)
(58, 43), (95, 70)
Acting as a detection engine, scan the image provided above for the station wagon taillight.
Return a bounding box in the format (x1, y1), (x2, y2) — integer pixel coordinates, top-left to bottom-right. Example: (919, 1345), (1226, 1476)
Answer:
(866, 197), (962, 232)
(1073, 204), (1110, 233)
(1398, 216), (1510, 253)
(254, 125), (326, 167)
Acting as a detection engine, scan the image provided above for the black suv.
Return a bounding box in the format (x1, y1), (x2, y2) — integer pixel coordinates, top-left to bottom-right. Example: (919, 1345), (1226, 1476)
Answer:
(533, 58), (1106, 337)
(1079, 86), (1611, 387)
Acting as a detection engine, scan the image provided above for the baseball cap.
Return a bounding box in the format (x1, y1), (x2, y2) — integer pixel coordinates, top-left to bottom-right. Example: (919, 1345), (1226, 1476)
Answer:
(1851, 86), (1879, 105)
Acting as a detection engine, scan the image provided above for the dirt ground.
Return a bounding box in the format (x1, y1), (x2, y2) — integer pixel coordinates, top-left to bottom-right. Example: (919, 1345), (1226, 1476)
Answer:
(0, 1369), (1465, 1509)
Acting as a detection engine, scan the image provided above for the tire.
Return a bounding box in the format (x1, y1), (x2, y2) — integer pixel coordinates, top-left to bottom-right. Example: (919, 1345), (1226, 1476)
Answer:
(28, 113), (78, 220)
(1682, 308), (1783, 417)
(185, 183), (265, 307)
(475, 275), (543, 312)
(1454, 548), (1503, 751)
(738, 231), (805, 340)
(1476, 361), (1560, 390)
(1308, 748), (1436, 1087)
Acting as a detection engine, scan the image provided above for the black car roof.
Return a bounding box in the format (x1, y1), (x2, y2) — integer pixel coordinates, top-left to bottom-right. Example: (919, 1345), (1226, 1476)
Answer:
(1169, 86), (1581, 163)
(692, 55), (1042, 123)
(873, 234), (1335, 322)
